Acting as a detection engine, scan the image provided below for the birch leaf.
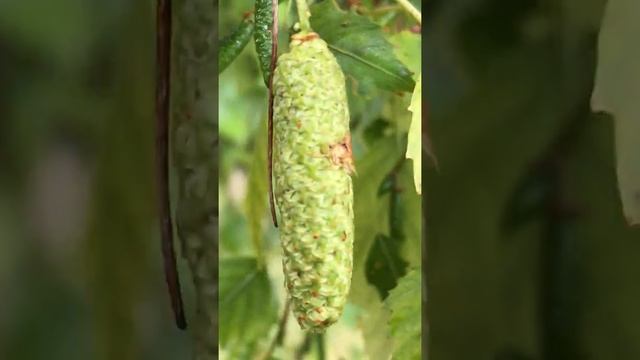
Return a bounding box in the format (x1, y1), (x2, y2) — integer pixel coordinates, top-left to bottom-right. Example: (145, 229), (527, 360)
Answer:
(407, 74), (422, 194)
(592, 0), (640, 225)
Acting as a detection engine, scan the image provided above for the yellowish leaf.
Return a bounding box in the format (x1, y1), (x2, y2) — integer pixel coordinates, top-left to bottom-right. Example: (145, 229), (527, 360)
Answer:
(592, 0), (640, 225)
(407, 74), (422, 195)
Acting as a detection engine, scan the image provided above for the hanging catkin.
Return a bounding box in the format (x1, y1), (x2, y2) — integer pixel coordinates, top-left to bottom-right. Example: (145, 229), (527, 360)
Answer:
(273, 31), (355, 332)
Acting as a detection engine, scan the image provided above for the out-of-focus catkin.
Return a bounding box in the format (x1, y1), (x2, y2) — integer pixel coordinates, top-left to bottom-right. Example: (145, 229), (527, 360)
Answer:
(273, 31), (355, 333)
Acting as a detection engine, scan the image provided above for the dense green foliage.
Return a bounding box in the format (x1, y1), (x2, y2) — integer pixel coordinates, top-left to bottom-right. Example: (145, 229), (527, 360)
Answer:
(426, 0), (640, 359)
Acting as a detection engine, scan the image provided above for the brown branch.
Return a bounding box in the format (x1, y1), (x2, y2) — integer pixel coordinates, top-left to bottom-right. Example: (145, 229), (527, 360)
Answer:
(156, 0), (186, 330)
(268, 0), (279, 227)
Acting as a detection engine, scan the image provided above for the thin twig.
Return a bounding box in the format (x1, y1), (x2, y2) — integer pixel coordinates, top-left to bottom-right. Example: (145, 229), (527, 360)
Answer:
(356, 4), (401, 14)
(316, 333), (325, 360)
(155, 0), (186, 330)
(373, 5), (402, 13)
(295, 333), (313, 360)
(388, 156), (405, 239)
(268, 0), (279, 228)
(390, 154), (407, 177)
(393, 0), (421, 24)
(261, 298), (292, 360)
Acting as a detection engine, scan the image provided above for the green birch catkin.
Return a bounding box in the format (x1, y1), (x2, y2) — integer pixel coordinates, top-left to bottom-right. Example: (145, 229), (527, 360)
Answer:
(273, 31), (355, 332)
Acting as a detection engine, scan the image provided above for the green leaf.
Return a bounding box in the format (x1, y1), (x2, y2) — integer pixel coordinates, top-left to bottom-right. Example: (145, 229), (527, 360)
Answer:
(385, 269), (422, 360)
(244, 119), (268, 263)
(310, 0), (416, 93)
(365, 233), (409, 300)
(219, 17), (255, 74)
(220, 203), (253, 256)
(388, 31), (421, 80)
(406, 74), (422, 194)
(398, 163), (422, 269)
(219, 257), (278, 351)
(591, 0), (640, 225)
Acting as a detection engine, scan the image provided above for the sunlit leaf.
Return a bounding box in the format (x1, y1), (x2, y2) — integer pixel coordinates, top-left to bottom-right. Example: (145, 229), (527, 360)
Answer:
(389, 31), (421, 80)
(591, 0), (640, 225)
(406, 74), (422, 194)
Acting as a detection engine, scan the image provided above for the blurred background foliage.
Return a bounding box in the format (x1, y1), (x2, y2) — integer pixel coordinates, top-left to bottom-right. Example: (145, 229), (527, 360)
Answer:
(425, 0), (640, 359)
(0, 1), (190, 359)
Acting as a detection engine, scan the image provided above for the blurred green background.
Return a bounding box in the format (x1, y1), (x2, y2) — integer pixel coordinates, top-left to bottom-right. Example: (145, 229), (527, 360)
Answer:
(0, 1), (190, 359)
(425, 0), (640, 359)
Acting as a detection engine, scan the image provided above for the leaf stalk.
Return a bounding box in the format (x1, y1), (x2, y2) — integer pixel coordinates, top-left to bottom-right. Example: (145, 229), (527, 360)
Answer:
(393, 0), (421, 24)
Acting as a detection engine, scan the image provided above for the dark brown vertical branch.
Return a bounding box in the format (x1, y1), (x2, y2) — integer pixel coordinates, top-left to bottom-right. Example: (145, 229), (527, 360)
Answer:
(156, 0), (186, 330)
(268, 0), (279, 227)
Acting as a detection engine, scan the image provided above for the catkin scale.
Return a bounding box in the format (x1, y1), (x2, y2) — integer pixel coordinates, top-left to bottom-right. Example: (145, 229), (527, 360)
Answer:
(273, 32), (354, 332)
